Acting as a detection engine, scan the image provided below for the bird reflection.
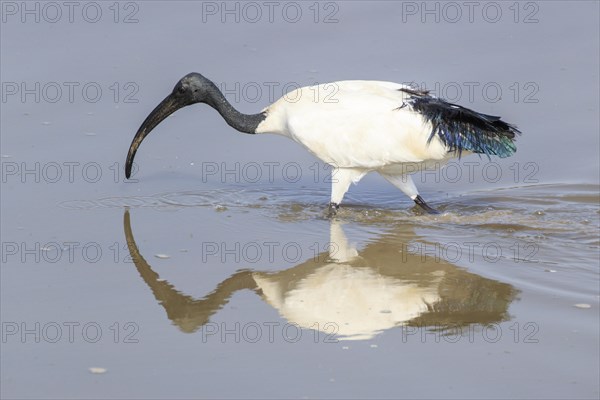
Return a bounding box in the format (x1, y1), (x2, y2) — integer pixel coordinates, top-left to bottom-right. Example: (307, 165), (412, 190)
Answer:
(123, 210), (517, 340)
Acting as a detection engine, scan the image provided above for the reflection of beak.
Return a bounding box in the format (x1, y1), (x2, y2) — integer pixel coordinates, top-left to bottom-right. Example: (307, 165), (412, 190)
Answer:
(125, 93), (185, 179)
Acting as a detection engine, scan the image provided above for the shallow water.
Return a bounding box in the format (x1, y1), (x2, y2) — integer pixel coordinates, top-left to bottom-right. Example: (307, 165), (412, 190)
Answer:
(2, 1), (599, 399)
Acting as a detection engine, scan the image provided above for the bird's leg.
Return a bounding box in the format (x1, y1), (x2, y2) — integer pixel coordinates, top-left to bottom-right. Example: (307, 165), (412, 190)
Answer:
(328, 167), (366, 215)
(413, 195), (440, 214)
(379, 172), (440, 214)
(327, 202), (340, 216)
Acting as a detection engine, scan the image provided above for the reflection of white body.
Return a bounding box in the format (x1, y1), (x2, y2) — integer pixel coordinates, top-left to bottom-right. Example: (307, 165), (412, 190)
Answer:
(254, 266), (442, 340)
(253, 222), (443, 340)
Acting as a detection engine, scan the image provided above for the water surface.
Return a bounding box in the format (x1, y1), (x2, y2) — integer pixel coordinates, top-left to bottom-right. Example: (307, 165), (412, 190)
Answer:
(1, 2), (599, 399)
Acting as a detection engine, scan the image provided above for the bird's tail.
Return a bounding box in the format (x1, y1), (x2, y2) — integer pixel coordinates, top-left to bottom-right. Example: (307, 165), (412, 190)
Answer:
(400, 88), (521, 158)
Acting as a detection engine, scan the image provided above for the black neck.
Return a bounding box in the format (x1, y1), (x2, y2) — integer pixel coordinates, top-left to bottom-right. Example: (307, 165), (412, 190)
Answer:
(205, 82), (266, 134)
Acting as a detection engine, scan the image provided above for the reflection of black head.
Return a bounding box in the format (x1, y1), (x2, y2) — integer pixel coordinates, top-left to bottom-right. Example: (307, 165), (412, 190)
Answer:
(124, 210), (257, 333)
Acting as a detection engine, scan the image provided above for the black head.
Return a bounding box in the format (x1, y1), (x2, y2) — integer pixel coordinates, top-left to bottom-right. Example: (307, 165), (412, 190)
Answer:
(171, 72), (216, 106)
(125, 72), (216, 178)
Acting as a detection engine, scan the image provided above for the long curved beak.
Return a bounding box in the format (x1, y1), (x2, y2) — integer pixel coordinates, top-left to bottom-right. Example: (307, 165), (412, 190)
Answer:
(125, 93), (185, 179)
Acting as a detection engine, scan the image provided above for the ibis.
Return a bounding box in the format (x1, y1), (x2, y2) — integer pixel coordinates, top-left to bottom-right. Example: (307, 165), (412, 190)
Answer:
(125, 73), (520, 214)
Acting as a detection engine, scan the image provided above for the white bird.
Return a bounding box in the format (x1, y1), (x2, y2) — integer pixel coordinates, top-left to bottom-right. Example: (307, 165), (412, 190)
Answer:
(125, 73), (520, 214)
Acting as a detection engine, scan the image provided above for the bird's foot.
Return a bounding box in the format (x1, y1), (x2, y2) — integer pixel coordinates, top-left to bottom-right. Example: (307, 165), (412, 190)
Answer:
(414, 195), (440, 214)
(327, 202), (340, 217)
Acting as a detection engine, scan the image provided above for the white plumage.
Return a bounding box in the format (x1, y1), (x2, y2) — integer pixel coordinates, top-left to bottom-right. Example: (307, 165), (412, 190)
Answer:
(255, 81), (452, 205)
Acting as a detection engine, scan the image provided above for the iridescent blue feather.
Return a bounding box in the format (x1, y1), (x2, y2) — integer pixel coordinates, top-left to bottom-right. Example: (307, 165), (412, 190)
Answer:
(399, 88), (521, 158)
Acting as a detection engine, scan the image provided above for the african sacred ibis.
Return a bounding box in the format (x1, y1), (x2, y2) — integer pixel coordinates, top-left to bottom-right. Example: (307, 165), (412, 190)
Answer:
(125, 73), (520, 213)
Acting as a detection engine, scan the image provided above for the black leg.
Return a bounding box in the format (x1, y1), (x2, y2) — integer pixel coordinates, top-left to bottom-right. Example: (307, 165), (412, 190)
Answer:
(414, 195), (440, 214)
(327, 202), (339, 216)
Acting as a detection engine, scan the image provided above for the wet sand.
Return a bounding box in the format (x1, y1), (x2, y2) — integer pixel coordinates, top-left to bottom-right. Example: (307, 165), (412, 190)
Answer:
(1, 1), (599, 399)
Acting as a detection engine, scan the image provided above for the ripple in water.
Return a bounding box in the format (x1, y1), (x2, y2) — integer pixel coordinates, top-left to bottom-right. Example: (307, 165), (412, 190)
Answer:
(59, 183), (598, 240)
